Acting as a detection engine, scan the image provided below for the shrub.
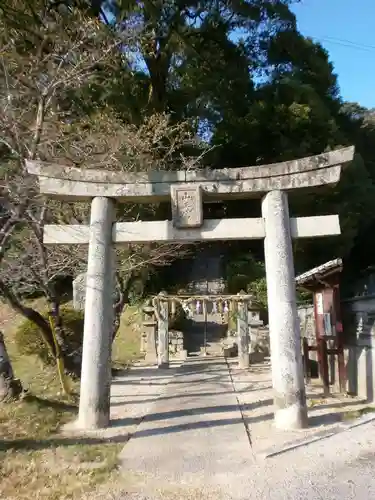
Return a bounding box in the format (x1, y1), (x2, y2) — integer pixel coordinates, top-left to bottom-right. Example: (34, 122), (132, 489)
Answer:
(15, 307), (84, 365)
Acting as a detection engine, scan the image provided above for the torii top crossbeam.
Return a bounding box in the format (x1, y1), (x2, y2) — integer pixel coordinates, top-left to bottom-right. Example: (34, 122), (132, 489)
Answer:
(26, 146), (354, 202)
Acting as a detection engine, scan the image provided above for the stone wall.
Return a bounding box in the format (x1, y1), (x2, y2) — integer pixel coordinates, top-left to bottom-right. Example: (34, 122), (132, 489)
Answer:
(169, 330), (187, 359)
(186, 278), (226, 295)
(344, 336), (375, 401)
(296, 296), (375, 402)
(141, 326), (187, 361)
(341, 295), (375, 401)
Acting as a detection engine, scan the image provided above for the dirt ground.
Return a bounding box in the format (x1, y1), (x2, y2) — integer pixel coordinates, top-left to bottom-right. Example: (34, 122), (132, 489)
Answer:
(0, 299), (142, 500)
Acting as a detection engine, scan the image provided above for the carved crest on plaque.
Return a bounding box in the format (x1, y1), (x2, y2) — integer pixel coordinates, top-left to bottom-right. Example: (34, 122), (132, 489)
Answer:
(171, 185), (203, 228)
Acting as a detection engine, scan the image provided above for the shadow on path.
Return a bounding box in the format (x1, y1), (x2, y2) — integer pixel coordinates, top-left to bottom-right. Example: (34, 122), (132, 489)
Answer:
(110, 386), (271, 406)
(0, 411), (273, 452)
(111, 399), (273, 427)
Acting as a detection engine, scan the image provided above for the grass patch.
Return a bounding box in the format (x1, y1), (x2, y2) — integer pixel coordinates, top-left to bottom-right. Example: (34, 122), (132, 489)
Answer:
(341, 405), (375, 422)
(0, 299), (142, 499)
(112, 304), (143, 369)
(0, 441), (123, 500)
(0, 395), (77, 440)
(308, 399), (326, 408)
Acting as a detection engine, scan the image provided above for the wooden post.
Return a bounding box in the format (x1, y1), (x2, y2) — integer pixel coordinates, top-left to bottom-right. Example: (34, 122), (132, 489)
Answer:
(203, 299), (208, 356)
(337, 345), (346, 393)
(237, 291), (250, 369)
(319, 338), (330, 396)
(302, 337), (311, 383)
(157, 292), (169, 369)
(334, 284), (346, 393)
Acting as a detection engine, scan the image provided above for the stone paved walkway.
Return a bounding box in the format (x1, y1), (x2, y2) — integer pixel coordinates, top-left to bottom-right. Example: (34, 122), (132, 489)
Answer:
(109, 362), (182, 435)
(119, 357), (255, 499)
(84, 356), (375, 500)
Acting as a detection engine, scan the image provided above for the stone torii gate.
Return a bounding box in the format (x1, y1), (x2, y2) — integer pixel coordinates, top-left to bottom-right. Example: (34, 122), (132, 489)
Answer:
(26, 146), (354, 431)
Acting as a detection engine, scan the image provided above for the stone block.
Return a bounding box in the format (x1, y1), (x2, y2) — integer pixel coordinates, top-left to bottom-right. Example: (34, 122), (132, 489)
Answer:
(345, 344), (375, 401)
(249, 351), (268, 363)
(223, 345), (237, 358)
(178, 349), (188, 360)
(223, 347), (232, 357)
(171, 185), (203, 228)
(145, 352), (158, 363)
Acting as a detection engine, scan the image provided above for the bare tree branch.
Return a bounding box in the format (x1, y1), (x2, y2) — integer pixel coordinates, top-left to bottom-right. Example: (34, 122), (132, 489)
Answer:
(0, 2), (206, 376)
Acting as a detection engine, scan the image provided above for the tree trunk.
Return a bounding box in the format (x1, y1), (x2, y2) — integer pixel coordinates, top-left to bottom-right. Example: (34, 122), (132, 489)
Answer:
(112, 309), (122, 342)
(112, 271), (137, 342)
(48, 299), (69, 354)
(0, 331), (23, 402)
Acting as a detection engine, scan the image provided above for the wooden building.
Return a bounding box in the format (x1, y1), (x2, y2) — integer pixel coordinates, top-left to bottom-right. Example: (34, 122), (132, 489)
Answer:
(296, 258), (345, 394)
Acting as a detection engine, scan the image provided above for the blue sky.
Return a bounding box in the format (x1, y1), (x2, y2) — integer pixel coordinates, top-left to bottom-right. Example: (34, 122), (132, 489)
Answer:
(291, 0), (375, 109)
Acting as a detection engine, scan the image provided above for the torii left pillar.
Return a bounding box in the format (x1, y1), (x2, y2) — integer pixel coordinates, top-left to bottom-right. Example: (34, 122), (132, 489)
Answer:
(77, 196), (115, 429)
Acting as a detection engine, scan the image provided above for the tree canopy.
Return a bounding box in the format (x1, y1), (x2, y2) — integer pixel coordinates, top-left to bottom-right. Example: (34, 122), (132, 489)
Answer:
(1, 0), (375, 305)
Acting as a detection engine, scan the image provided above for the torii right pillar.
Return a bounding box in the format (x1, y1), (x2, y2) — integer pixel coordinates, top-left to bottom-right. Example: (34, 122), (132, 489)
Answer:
(262, 190), (308, 430)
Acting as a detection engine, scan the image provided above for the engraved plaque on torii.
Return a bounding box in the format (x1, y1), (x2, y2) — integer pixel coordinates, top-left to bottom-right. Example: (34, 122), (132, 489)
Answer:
(171, 185), (203, 228)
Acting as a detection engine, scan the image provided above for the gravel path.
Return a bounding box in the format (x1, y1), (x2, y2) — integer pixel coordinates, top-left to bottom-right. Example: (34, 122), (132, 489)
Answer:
(227, 359), (368, 456)
(245, 418), (375, 499)
(88, 357), (375, 499)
